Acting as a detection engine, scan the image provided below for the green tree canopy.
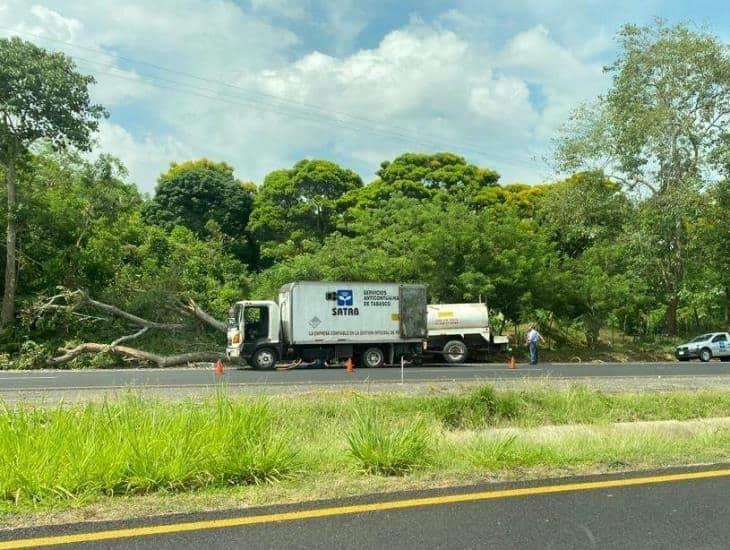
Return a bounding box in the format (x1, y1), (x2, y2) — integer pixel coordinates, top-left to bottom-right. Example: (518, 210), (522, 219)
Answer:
(378, 152), (499, 189)
(554, 20), (730, 334)
(143, 159), (256, 264)
(556, 21), (730, 194)
(535, 171), (631, 258)
(0, 37), (106, 328)
(144, 159), (253, 237)
(376, 152), (499, 203)
(247, 159), (363, 262)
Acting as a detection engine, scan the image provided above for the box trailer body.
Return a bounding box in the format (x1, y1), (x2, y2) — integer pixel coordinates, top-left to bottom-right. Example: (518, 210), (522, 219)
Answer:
(226, 282), (427, 369)
(425, 303), (509, 363)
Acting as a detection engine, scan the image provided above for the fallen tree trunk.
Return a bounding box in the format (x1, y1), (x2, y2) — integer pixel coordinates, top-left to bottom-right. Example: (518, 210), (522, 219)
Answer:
(47, 343), (226, 368)
(81, 293), (186, 330)
(34, 288), (230, 368)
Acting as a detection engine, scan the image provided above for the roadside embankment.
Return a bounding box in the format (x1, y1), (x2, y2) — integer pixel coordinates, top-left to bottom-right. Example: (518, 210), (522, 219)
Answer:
(1, 385), (729, 529)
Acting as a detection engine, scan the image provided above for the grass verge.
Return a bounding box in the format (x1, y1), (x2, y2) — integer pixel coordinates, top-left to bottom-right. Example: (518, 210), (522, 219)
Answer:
(0, 385), (729, 521)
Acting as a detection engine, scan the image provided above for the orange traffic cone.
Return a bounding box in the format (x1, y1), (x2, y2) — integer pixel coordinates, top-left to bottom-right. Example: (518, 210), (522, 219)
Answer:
(508, 356), (517, 370)
(214, 359), (225, 376)
(345, 357), (354, 373)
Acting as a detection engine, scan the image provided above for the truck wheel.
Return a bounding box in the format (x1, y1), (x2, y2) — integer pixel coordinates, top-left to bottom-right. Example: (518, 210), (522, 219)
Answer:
(699, 348), (712, 362)
(362, 347), (385, 368)
(252, 348), (277, 370)
(443, 340), (468, 364)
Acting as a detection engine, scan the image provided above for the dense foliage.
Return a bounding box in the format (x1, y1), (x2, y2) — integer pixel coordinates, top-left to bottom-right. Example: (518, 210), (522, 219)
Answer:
(1, 37), (106, 327)
(1, 22), (728, 364)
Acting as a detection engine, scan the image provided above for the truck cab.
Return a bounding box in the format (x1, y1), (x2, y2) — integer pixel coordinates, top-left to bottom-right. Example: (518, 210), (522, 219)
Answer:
(226, 300), (281, 366)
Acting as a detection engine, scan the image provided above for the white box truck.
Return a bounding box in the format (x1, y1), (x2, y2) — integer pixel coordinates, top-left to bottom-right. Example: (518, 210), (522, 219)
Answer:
(425, 303), (509, 363)
(226, 281), (428, 369)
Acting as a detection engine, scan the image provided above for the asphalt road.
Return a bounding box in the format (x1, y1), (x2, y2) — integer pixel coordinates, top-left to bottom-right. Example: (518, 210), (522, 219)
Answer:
(0, 362), (728, 392)
(2, 466), (728, 549)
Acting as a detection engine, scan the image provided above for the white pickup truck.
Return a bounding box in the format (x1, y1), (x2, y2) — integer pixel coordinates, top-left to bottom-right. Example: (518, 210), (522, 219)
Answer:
(675, 332), (730, 362)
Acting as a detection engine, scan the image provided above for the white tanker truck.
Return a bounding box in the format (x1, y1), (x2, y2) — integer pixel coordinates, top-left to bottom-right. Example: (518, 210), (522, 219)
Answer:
(226, 283), (508, 368)
(425, 303), (509, 363)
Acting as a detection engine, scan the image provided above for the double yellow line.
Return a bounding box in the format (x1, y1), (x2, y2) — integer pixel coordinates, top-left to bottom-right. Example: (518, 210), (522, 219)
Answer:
(1, 468), (728, 549)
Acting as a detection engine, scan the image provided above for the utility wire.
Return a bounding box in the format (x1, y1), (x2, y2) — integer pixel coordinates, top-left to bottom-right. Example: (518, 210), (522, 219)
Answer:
(2, 26), (545, 169)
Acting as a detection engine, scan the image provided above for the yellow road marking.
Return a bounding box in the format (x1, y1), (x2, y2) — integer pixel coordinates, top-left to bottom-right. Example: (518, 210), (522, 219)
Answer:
(1, 469), (728, 548)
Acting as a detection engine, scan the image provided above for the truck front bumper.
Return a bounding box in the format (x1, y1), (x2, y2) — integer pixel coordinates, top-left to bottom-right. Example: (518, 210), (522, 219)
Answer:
(226, 346), (241, 360)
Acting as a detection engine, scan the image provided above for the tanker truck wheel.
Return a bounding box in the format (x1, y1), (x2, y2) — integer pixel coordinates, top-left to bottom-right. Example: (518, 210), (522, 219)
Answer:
(443, 340), (468, 364)
(362, 347), (385, 368)
(251, 347), (278, 370)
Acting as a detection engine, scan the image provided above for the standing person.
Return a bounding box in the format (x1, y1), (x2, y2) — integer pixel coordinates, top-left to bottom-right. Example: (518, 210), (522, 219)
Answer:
(525, 324), (545, 365)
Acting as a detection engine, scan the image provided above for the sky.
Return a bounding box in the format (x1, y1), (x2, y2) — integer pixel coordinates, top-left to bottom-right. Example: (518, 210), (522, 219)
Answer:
(1, 0), (728, 193)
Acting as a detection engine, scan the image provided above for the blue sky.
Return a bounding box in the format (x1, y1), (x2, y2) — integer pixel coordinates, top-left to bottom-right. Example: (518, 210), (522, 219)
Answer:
(1, 0), (728, 192)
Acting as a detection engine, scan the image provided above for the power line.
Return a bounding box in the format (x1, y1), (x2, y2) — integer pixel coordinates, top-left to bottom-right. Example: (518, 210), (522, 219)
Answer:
(1, 27), (545, 170)
(72, 55), (544, 169)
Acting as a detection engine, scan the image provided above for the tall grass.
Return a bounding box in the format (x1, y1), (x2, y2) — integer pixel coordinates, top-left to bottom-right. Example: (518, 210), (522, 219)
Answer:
(360, 385), (730, 429)
(346, 404), (430, 475)
(1, 385), (729, 510)
(462, 425), (730, 470)
(0, 395), (299, 506)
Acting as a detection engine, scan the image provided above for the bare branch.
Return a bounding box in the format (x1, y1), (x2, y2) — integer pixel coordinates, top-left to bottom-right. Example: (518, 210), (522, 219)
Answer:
(81, 292), (186, 330)
(110, 327), (149, 347)
(181, 297), (226, 333)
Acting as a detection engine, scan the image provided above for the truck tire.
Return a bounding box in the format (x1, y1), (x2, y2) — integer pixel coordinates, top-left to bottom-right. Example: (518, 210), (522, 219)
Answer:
(699, 348), (712, 362)
(251, 347), (278, 370)
(443, 340), (468, 364)
(362, 347), (385, 368)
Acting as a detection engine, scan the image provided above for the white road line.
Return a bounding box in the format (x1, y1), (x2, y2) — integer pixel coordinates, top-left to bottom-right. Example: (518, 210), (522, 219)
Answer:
(0, 376), (58, 380)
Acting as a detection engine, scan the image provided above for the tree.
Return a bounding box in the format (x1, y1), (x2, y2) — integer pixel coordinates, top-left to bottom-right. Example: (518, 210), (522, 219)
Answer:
(533, 171), (639, 344)
(535, 172), (631, 258)
(555, 20), (730, 334)
(377, 152), (499, 202)
(692, 179), (730, 328)
(0, 37), (106, 328)
(247, 159), (362, 262)
(16, 151), (141, 297)
(254, 195), (554, 326)
(143, 159), (256, 263)
(474, 183), (548, 217)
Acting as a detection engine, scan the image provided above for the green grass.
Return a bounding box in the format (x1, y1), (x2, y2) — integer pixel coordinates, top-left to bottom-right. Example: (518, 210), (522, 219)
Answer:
(0, 385), (729, 511)
(459, 424), (730, 470)
(346, 403), (430, 475)
(0, 395), (299, 506)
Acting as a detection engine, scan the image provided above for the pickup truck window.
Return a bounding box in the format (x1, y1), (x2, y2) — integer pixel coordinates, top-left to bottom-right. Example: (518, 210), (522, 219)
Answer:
(712, 334), (727, 343)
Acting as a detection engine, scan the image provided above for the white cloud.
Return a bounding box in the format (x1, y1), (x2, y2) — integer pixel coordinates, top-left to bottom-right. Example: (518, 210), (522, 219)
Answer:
(250, 0), (307, 20)
(27, 4), (81, 38)
(1, 1), (615, 188)
(499, 25), (605, 138)
(0, 1), (152, 105)
(95, 121), (191, 192)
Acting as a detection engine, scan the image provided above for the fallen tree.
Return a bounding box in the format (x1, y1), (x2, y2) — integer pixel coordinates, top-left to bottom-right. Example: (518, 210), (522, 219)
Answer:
(46, 342), (226, 368)
(32, 289), (228, 368)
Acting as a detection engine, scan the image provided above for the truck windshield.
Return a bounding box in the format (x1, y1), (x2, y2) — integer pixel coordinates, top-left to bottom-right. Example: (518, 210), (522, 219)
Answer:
(228, 304), (242, 329)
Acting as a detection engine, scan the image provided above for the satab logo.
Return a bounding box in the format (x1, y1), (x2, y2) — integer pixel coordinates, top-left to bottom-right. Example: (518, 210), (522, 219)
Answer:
(333, 289), (359, 316)
(336, 290), (353, 306)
